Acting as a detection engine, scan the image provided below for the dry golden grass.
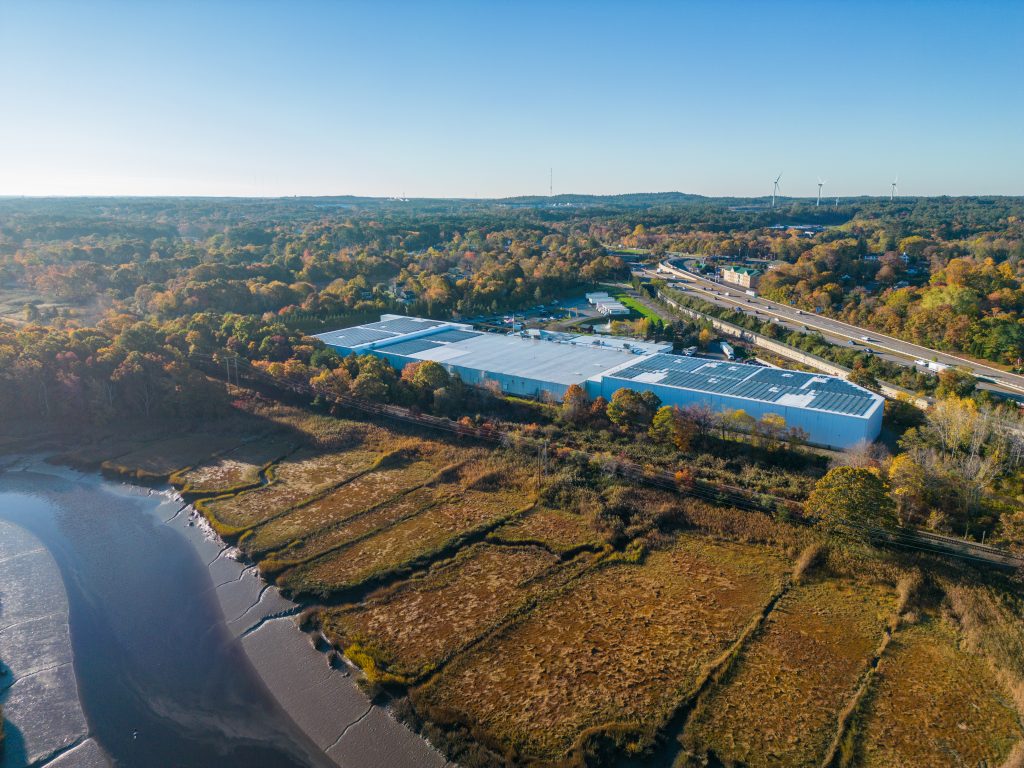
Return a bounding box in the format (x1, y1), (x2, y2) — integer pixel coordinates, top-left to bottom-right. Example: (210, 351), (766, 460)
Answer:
(199, 447), (384, 534)
(488, 506), (604, 555)
(855, 616), (1021, 767)
(412, 534), (789, 763)
(172, 438), (295, 494)
(684, 578), (894, 768)
(323, 543), (567, 681)
(280, 483), (536, 596)
(261, 486), (443, 571)
(235, 398), (394, 450)
(242, 458), (444, 554)
(944, 581), (1024, 689)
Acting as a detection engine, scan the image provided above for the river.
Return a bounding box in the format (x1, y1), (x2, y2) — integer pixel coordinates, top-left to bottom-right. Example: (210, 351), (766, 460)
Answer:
(0, 459), (445, 768)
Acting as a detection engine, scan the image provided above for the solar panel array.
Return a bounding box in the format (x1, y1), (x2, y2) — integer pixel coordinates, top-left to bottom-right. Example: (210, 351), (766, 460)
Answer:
(382, 338), (446, 356)
(428, 328), (483, 343)
(364, 317), (447, 334)
(317, 327), (397, 347)
(609, 353), (877, 416)
(807, 390), (877, 416)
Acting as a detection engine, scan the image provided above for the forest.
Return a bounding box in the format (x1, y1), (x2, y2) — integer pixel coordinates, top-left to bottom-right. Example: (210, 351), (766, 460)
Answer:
(1, 194), (1023, 545)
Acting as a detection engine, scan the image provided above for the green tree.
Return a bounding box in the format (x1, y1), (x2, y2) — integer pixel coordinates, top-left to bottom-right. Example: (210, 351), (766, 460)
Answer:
(648, 406), (676, 443)
(402, 360), (450, 391)
(935, 367), (977, 399)
(848, 364), (880, 392)
(606, 388), (657, 429)
(806, 466), (898, 542)
(650, 405), (695, 451)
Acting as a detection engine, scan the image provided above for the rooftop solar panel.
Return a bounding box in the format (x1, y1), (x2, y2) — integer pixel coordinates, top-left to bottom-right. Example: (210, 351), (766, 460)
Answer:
(364, 318), (446, 334)
(382, 338), (446, 356)
(605, 353), (879, 417)
(318, 328), (396, 347)
(428, 329), (482, 343)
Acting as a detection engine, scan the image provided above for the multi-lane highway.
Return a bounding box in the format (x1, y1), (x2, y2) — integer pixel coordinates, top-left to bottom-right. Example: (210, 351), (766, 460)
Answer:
(653, 259), (1024, 399)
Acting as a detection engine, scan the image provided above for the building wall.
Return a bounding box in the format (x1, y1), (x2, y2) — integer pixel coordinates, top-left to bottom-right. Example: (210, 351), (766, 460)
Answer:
(325, 334), (882, 449)
(587, 376), (881, 450)
(369, 348), (572, 400)
(722, 269), (760, 289)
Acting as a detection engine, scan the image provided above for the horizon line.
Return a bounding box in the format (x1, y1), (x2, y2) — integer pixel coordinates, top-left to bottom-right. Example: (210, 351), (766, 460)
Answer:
(1, 191), (1022, 202)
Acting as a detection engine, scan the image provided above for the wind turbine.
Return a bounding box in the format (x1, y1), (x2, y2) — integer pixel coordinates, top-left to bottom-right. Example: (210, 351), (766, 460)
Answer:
(771, 173), (782, 208)
(816, 178), (825, 207)
(890, 177), (898, 201)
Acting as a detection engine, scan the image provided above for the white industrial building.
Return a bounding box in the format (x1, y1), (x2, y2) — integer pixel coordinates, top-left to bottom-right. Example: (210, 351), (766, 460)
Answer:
(315, 315), (883, 449)
(585, 291), (630, 316)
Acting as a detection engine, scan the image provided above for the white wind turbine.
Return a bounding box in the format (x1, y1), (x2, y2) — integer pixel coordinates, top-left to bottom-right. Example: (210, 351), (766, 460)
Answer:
(816, 178), (826, 207)
(771, 173), (782, 208)
(890, 177), (898, 201)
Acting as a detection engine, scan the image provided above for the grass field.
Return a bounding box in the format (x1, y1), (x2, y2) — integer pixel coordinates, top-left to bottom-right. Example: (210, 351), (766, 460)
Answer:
(684, 578), (895, 767)
(322, 543), (567, 681)
(258, 485), (439, 569)
(412, 535), (789, 762)
(488, 506), (606, 555)
(172, 438), (296, 494)
(854, 616), (1021, 767)
(198, 447), (387, 534)
(614, 293), (665, 323)
(242, 457), (446, 556)
(280, 479), (536, 597)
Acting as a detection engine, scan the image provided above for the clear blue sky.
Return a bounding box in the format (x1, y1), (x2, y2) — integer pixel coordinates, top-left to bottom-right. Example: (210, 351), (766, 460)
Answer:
(1, 0), (1021, 198)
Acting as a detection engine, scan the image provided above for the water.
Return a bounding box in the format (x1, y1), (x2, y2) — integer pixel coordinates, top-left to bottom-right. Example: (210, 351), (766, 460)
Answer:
(0, 465), (335, 768)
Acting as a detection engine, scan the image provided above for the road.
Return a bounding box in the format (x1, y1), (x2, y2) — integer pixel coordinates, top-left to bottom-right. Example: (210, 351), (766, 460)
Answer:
(653, 259), (1024, 399)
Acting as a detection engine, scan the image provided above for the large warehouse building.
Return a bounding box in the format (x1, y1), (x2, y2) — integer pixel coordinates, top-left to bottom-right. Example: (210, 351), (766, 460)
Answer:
(316, 315), (883, 449)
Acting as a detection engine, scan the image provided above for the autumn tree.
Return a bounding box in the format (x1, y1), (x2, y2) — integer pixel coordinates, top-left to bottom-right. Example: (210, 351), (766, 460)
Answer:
(310, 366), (352, 400)
(698, 327), (715, 350)
(559, 383), (589, 424)
(887, 453), (927, 526)
(847, 364), (880, 392)
(606, 388), (660, 429)
(935, 367), (977, 399)
(806, 466), (898, 542)
(649, 405), (695, 451)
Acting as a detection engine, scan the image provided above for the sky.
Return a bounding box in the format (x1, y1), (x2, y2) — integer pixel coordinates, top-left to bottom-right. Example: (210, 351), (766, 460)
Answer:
(1, 0), (1022, 199)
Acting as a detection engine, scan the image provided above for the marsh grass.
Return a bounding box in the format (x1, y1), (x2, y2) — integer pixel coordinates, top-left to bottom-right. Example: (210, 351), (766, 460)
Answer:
(412, 535), (789, 763)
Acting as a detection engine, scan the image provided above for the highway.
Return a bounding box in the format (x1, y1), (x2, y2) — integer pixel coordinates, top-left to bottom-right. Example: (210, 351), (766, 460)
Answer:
(654, 259), (1024, 399)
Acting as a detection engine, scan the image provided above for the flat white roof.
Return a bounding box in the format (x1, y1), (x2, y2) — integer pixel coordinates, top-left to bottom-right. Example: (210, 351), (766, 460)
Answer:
(406, 332), (646, 387)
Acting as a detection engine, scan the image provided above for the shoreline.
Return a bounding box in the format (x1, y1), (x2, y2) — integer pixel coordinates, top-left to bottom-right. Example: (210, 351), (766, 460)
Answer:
(0, 456), (447, 768)
(162, 491), (448, 768)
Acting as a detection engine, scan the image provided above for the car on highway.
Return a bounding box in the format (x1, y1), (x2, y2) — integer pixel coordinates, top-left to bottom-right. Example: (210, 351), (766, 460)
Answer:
(860, 335), (872, 342)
